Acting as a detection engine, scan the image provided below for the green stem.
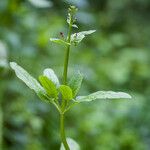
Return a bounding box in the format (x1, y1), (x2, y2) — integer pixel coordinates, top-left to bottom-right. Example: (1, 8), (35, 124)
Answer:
(61, 11), (74, 150)
(63, 22), (72, 85)
(60, 113), (70, 150)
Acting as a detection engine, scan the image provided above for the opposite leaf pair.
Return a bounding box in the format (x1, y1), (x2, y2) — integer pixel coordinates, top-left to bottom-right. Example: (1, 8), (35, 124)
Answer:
(50, 30), (96, 47)
(10, 62), (131, 106)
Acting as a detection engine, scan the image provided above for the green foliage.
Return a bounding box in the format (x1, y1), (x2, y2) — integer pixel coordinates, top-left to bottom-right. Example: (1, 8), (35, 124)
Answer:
(76, 91), (131, 102)
(50, 38), (70, 46)
(59, 85), (73, 101)
(1, 0), (150, 150)
(71, 30), (96, 46)
(43, 68), (60, 88)
(39, 75), (58, 99)
(10, 62), (45, 95)
(68, 72), (83, 98)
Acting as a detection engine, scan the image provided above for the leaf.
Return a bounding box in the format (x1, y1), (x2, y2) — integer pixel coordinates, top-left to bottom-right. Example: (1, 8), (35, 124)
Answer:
(67, 15), (78, 28)
(37, 91), (54, 102)
(71, 30), (96, 45)
(43, 68), (60, 87)
(76, 91), (132, 102)
(10, 62), (45, 95)
(50, 38), (70, 46)
(79, 30), (96, 35)
(28, 0), (53, 8)
(68, 72), (83, 98)
(59, 85), (73, 101)
(60, 137), (80, 150)
(72, 24), (78, 28)
(39, 76), (58, 98)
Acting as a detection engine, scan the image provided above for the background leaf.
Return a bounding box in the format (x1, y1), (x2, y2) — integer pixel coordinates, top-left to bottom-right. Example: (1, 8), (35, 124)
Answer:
(0, 41), (8, 69)
(28, 0), (53, 8)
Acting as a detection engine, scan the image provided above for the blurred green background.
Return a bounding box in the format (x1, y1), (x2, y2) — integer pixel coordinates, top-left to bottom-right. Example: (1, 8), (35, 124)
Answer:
(0, 0), (150, 149)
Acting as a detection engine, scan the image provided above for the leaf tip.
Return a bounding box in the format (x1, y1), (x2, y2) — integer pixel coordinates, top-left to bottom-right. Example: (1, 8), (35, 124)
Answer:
(126, 93), (132, 99)
(10, 62), (17, 69)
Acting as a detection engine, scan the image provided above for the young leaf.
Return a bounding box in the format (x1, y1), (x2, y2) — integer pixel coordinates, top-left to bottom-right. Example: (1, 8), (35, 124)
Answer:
(68, 72), (83, 98)
(72, 24), (78, 28)
(59, 85), (73, 101)
(71, 30), (96, 45)
(43, 68), (60, 87)
(76, 91), (132, 102)
(39, 76), (58, 98)
(37, 91), (53, 102)
(50, 38), (70, 46)
(67, 14), (78, 28)
(10, 62), (45, 95)
(60, 137), (80, 150)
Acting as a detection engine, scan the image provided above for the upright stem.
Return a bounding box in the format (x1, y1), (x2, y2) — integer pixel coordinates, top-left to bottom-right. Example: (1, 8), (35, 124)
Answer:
(61, 10), (73, 150)
(63, 22), (72, 85)
(60, 114), (70, 150)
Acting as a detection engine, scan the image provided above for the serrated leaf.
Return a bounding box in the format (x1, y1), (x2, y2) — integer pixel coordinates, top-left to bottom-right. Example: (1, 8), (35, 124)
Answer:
(68, 72), (83, 98)
(59, 85), (73, 101)
(50, 38), (70, 46)
(60, 137), (80, 150)
(71, 30), (96, 45)
(43, 68), (60, 87)
(76, 91), (132, 102)
(10, 62), (45, 95)
(39, 76), (58, 98)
